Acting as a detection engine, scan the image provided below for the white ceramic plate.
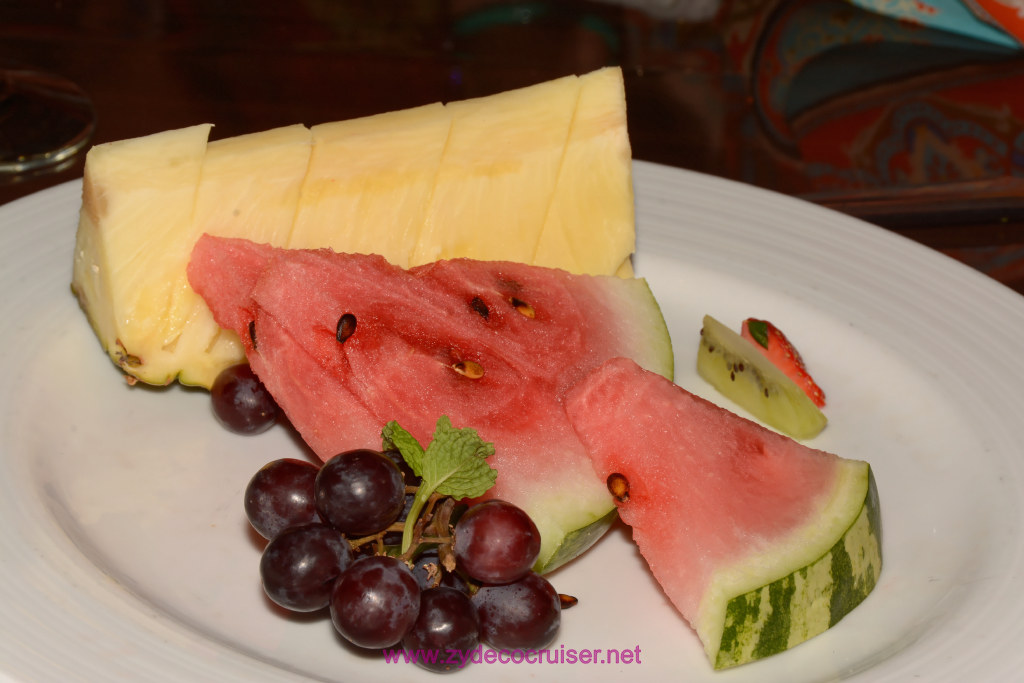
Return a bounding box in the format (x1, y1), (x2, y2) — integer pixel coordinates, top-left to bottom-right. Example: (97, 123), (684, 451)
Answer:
(2, 161), (1023, 682)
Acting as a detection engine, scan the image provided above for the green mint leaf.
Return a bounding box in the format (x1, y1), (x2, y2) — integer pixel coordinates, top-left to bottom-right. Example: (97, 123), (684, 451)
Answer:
(382, 420), (425, 476)
(390, 416), (498, 554)
(747, 319), (770, 349)
(422, 416), (496, 500)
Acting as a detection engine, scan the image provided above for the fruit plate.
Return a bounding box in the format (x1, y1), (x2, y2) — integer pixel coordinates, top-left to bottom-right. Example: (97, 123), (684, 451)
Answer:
(2, 161), (1023, 682)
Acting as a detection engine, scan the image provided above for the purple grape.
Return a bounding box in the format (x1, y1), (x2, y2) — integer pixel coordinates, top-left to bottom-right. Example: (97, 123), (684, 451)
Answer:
(402, 587), (479, 673)
(383, 448), (420, 486)
(259, 523), (352, 612)
(380, 450), (420, 545)
(472, 571), (560, 650)
(244, 458), (320, 540)
(210, 363), (279, 434)
(453, 500), (540, 584)
(330, 555), (421, 649)
(315, 449), (406, 536)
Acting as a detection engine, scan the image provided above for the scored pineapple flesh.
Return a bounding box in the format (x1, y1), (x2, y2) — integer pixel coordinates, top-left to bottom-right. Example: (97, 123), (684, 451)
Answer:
(72, 67), (636, 388)
(170, 124), (313, 386)
(290, 103), (451, 269)
(534, 67), (635, 277)
(412, 75), (579, 266)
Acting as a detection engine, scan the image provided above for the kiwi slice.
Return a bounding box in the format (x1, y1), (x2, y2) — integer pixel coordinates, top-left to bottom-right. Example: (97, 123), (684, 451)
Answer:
(697, 314), (827, 439)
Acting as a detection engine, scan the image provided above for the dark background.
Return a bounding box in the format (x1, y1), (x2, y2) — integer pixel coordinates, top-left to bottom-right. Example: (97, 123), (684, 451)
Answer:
(4, 0), (1024, 291)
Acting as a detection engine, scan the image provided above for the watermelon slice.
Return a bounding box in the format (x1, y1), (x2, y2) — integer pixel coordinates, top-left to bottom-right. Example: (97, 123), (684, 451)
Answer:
(187, 235), (674, 572)
(564, 357), (881, 669)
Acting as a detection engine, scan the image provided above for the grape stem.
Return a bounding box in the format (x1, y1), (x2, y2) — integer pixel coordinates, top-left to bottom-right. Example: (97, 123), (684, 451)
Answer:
(345, 488), (460, 566)
(400, 489), (444, 557)
(347, 523), (406, 550)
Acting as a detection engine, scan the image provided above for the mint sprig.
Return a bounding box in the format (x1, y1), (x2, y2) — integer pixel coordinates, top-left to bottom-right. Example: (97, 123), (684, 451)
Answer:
(382, 416), (497, 553)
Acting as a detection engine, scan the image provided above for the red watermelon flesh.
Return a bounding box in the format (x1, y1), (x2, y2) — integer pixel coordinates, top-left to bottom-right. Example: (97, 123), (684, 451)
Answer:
(187, 234), (674, 571)
(564, 357), (880, 668)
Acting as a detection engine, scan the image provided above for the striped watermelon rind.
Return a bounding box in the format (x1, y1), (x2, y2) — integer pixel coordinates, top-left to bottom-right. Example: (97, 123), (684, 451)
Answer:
(709, 464), (882, 668)
(564, 357), (883, 669)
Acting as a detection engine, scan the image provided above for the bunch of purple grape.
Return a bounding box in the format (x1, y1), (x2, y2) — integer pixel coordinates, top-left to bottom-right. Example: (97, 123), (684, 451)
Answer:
(245, 450), (566, 674)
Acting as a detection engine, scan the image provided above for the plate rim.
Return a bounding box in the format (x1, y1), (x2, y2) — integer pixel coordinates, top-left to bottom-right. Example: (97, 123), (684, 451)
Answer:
(2, 162), (1024, 682)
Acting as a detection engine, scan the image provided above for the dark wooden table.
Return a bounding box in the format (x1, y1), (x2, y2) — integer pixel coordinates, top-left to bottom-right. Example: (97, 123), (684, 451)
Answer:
(5, 0), (1024, 291)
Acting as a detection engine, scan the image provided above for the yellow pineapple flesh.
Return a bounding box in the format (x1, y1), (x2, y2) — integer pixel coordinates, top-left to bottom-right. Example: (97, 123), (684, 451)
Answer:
(168, 124), (313, 387)
(412, 75), (579, 265)
(290, 103), (452, 269)
(534, 67), (635, 277)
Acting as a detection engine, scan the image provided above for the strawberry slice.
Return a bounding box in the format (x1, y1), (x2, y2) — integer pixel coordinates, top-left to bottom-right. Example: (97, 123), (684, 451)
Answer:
(741, 319), (826, 408)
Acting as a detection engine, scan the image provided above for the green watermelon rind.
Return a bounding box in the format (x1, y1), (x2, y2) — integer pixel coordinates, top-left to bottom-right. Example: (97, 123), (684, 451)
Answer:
(534, 506), (618, 574)
(703, 463), (882, 669)
(635, 277), (674, 381)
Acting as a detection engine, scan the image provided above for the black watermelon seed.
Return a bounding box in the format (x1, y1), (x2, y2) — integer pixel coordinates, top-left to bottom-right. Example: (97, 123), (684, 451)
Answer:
(336, 313), (357, 343)
(470, 296), (489, 320)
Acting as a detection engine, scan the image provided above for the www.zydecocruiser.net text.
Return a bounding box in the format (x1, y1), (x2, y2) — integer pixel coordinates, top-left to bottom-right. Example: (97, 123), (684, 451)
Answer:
(383, 644), (643, 668)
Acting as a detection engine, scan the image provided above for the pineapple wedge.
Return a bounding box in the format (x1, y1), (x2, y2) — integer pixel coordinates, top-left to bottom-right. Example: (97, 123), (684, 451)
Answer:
(72, 67), (636, 388)
(73, 124), (312, 387)
(72, 124), (212, 384)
